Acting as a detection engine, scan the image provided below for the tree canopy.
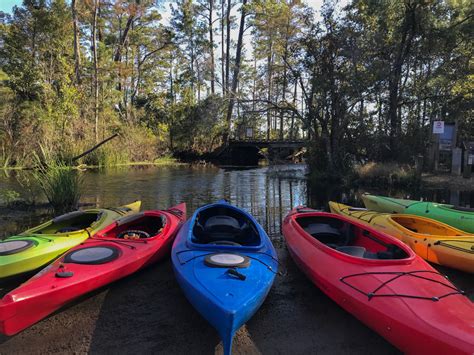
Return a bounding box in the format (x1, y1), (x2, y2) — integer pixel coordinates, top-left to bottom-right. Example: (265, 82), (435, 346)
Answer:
(0, 0), (472, 170)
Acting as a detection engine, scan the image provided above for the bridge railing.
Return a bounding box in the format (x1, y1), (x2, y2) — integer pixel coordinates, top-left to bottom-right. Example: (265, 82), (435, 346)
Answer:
(229, 137), (308, 144)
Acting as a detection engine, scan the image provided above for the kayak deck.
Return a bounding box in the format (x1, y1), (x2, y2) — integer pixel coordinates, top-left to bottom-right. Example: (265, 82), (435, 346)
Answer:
(172, 201), (277, 355)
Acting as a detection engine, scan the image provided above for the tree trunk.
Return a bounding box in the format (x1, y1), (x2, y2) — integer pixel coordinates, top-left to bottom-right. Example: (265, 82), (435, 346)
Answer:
(290, 80), (297, 139)
(114, 14), (135, 63)
(209, 0), (215, 95)
(252, 45), (257, 112)
(220, 0), (225, 94)
(92, 0), (100, 143)
(388, 2), (417, 158)
(225, 0), (231, 94)
(72, 0), (81, 84)
(224, 0), (248, 144)
(279, 16), (291, 140)
(266, 46), (273, 140)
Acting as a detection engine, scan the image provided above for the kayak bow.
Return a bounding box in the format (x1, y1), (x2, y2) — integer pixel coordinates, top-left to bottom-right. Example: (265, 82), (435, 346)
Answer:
(172, 200), (277, 355)
(362, 194), (474, 233)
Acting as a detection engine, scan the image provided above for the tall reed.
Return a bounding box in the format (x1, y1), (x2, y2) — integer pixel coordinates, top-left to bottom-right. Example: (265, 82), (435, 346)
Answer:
(33, 157), (82, 214)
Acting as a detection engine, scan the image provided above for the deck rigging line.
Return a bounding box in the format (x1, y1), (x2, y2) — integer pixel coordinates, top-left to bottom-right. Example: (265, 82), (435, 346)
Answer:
(434, 240), (474, 254)
(340, 270), (465, 302)
(175, 249), (285, 276)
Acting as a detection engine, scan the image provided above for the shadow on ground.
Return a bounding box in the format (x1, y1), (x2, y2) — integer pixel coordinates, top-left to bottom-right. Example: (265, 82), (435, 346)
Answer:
(1, 244), (472, 354)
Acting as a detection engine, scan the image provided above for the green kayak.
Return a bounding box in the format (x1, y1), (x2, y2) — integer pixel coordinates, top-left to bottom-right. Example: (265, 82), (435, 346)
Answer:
(0, 201), (141, 279)
(362, 194), (474, 233)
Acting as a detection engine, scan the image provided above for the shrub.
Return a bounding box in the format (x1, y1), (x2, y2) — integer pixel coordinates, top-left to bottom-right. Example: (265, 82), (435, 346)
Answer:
(353, 162), (418, 187)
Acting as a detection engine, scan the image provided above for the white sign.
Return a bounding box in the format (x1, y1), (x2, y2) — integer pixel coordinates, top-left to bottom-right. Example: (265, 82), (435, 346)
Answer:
(246, 127), (253, 138)
(433, 121), (444, 134)
(469, 154), (474, 166)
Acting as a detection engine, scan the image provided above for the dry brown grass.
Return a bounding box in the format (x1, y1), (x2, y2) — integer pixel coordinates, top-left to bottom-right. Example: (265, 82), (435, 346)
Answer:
(355, 162), (416, 186)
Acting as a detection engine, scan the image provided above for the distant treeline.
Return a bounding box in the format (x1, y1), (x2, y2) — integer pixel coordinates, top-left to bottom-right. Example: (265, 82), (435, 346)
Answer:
(0, 0), (472, 171)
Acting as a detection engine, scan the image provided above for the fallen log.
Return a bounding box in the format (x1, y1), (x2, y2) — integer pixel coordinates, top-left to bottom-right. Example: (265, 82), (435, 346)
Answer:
(72, 133), (119, 162)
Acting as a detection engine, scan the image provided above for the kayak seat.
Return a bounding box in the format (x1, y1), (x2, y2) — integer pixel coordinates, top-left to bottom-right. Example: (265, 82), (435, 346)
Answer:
(337, 246), (366, 257)
(193, 207), (261, 246)
(363, 251), (379, 259)
(194, 216), (247, 243)
(305, 223), (355, 248)
(204, 216), (241, 235)
(377, 244), (407, 259)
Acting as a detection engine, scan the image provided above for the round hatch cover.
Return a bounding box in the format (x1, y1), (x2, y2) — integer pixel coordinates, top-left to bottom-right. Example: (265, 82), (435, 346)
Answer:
(0, 240), (35, 256)
(204, 253), (250, 268)
(64, 246), (119, 265)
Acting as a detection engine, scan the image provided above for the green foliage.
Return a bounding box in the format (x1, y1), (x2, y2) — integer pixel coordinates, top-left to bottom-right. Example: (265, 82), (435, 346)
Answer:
(15, 172), (41, 205)
(32, 157), (82, 214)
(0, 189), (20, 207)
(0, 0), (471, 171)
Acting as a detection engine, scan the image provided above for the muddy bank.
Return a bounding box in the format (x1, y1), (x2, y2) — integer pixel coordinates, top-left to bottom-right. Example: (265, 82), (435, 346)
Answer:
(422, 173), (474, 190)
(1, 241), (472, 355)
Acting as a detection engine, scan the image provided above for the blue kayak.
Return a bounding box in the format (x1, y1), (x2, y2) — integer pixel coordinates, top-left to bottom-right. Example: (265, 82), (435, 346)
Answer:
(171, 200), (278, 355)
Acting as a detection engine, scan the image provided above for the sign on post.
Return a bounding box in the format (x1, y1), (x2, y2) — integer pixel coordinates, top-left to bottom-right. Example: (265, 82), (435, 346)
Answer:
(246, 127), (253, 139)
(433, 121), (445, 134)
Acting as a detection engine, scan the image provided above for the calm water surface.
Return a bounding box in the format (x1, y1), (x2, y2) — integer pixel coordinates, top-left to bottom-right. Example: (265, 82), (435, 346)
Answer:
(1, 164), (473, 237)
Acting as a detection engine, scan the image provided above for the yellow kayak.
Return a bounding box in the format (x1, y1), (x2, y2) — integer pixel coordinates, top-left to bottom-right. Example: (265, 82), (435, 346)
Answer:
(329, 201), (474, 273)
(0, 201), (141, 279)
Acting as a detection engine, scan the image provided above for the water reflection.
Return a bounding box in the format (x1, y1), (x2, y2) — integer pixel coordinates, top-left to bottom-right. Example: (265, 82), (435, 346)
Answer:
(0, 164), (473, 238)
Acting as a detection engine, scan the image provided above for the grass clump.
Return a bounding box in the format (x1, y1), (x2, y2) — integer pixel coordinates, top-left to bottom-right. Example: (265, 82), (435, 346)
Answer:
(353, 162), (419, 187)
(0, 189), (21, 207)
(33, 158), (82, 214)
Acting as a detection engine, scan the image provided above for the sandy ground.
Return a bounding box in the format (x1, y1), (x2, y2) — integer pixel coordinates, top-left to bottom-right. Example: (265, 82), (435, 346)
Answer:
(0, 241), (472, 355)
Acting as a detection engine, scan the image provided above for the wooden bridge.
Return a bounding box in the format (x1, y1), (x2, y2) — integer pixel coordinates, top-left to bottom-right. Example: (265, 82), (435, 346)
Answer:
(215, 138), (308, 165)
(228, 138), (307, 149)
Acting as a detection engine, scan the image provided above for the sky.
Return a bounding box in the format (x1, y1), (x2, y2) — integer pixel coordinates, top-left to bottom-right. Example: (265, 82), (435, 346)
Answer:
(0, 0), (21, 13)
(0, 0), (333, 16)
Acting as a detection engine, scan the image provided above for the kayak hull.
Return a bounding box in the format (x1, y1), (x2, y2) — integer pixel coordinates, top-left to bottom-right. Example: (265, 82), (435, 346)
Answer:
(172, 201), (277, 355)
(0, 203), (185, 335)
(329, 201), (474, 273)
(0, 201), (141, 279)
(282, 209), (474, 354)
(362, 194), (474, 233)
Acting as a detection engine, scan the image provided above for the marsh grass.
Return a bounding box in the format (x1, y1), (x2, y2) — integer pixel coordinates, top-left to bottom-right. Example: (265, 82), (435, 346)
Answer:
(353, 162), (419, 187)
(33, 156), (82, 214)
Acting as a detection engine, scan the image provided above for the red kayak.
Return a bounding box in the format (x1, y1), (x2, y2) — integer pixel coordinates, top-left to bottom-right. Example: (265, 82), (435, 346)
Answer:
(0, 203), (186, 336)
(282, 207), (474, 354)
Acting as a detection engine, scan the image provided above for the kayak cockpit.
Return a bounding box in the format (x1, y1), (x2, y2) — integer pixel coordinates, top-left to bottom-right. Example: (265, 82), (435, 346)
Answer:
(297, 215), (410, 260)
(390, 216), (464, 236)
(191, 206), (261, 247)
(98, 213), (166, 239)
(32, 211), (102, 234)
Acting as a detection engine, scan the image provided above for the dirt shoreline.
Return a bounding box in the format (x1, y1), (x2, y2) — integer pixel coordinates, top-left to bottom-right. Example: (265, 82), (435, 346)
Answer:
(0, 241), (472, 355)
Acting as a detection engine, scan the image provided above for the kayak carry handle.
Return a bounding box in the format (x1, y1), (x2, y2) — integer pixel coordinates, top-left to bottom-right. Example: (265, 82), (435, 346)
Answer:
(227, 268), (246, 281)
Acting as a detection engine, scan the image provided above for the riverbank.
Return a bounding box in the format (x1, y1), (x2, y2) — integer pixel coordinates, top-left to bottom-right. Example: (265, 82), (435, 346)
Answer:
(422, 173), (474, 190)
(0, 240), (471, 354)
(0, 157), (185, 171)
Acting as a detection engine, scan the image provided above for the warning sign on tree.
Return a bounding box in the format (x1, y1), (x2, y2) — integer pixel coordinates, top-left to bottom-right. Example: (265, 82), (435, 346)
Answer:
(433, 121), (445, 134)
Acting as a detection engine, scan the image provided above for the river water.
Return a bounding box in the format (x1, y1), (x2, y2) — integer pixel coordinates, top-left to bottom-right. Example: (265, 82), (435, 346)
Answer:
(1, 164), (473, 238)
